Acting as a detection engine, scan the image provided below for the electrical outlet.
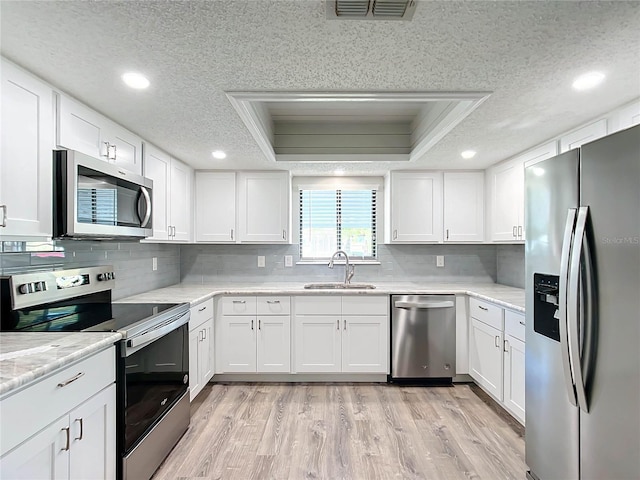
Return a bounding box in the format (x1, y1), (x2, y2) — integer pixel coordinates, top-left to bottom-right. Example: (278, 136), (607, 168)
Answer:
(284, 255), (293, 267)
(152, 257), (158, 271)
(258, 256), (266, 268)
(436, 255), (445, 267)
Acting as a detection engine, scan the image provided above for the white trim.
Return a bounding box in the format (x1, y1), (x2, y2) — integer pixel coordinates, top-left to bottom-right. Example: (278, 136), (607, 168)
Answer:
(293, 176), (382, 191)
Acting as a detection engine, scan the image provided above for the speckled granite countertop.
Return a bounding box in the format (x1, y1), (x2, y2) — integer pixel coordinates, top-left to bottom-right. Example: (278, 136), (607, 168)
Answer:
(0, 332), (122, 397)
(117, 282), (525, 312)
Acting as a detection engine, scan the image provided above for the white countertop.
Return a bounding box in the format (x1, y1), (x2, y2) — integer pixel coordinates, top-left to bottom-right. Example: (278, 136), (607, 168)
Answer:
(117, 282), (525, 312)
(0, 332), (122, 397)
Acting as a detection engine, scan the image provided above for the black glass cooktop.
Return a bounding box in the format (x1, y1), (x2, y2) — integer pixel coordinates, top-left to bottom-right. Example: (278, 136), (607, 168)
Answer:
(1, 290), (180, 333)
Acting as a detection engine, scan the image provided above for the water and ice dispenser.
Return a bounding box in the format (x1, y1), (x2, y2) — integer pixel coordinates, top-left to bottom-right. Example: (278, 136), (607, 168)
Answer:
(533, 273), (560, 341)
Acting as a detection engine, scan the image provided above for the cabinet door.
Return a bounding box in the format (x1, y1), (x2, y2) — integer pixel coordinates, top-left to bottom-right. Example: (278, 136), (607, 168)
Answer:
(0, 60), (53, 239)
(219, 315), (256, 372)
(199, 318), (214, 384)
(469, 318), (503, 401)
(341, 316), (388, 373)
(489, 159), (523, 241)
(57, 94), (105, 160)
(68, 384), (116, 480)
(143, 144), (171, 240)
(106, 124), (142, 175)
(0, 415), (69, 480)
(195, 172), (236, 242)
(257, 315), (291, 372)
(294, 315), (341, 373)
(388, 172), (443, 243)
(237, 172), (290, 243)
(443, 172), (484, 242)
(503, 334), (526, 424)
(560, 119), (607, 153)
(169, 158), (193, 241)
(188, 327), (202, 400)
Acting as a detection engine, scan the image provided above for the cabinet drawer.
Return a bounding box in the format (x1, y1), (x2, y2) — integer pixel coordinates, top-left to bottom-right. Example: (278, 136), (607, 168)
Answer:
(257, 296), (290, 315)
(469, 297), (503, 331)
(342, 295), (388, 315)
(221, 296), (256, 315)
(294, 296), (341, 315)
(505, 309), (526, 342)
(190, 298), (214, 329)
(1, 347), (115, 456)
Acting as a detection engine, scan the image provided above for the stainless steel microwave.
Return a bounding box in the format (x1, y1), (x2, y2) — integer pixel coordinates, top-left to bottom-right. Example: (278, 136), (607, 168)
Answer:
(53, 150), (153, 239)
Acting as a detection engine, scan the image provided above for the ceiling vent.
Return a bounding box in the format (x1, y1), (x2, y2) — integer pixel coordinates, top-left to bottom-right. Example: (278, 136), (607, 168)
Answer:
(328, 0), (416, 20)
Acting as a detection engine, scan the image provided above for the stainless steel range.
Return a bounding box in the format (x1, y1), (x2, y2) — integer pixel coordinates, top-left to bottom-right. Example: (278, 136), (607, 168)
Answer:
(0, 266), (190, 480)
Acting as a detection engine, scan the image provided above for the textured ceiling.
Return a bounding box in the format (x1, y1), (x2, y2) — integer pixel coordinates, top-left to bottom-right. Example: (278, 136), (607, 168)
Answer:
(1, 0), (639, 175)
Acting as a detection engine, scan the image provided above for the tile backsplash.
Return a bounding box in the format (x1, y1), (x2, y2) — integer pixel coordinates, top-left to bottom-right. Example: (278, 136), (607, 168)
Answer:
(0, 241), (180, 300)
(180, 244), (498, 284)
(496, 244), (525, 288)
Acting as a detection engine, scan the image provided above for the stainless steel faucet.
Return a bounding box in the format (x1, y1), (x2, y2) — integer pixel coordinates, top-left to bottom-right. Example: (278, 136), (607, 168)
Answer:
(328, 250), (355, 284)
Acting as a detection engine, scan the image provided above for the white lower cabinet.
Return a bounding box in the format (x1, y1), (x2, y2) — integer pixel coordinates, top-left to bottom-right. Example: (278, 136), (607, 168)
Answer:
(216, 296), (291, 373)
(293, 296), (389, 374)
(468, 298), (526, 424)
(189, 299), (214, 400)
(0, 348), (116, 480)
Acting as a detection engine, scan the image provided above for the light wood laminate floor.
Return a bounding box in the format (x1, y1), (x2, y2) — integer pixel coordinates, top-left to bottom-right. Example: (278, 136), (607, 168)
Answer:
(152, 383), (526, 480)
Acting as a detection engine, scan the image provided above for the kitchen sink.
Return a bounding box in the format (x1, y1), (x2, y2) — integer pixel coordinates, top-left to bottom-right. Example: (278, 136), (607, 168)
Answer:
(303, 283), (376, 290)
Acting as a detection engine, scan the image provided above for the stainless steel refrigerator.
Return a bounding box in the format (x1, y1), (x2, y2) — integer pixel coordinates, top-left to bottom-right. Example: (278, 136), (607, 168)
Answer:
(525, 124), (640, 480)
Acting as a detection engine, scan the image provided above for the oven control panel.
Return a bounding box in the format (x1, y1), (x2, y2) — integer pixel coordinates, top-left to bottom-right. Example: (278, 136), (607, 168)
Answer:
(97, 271), (116, 281)
(17, 281), (48, 294)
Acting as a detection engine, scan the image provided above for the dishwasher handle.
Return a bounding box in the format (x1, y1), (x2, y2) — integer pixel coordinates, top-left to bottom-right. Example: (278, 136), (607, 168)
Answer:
(394, 300), (454, 309)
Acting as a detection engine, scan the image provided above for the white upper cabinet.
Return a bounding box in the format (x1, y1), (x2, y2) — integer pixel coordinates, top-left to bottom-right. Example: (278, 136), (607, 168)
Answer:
(57, 93), (143, 174)
(610, 100), (640, 132)
(443, 172), (484, 242)
(385, 171), (443, 243)
(0, 59), (54, 239)
(488, 141), (557, 242)
(559, 119), (607, 153)
(195, 172), (237, 242)
(237, 171), (290, 243)
(143, 144), (193, 242)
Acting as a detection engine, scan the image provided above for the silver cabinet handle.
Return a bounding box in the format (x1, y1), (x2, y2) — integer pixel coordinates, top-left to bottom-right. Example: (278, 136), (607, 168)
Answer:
(232, 300), (246, 304)
(139, 186), (152, 228)
(75, 418), (84, 441)
(198, 330), (203, 341)
(394, 300), (454, 309)
(198, 306), (207, 312)
(504, 339), (509, 353)
(57, 372), (85, 388)
(266, 300), (280, 304)
(494, 336), (500, 348)
(518, 225), (523, 238)
(113, 144), (117, 160)
(393, 229), (398, 240)
(478, 305), (488, 311)
(282, 229), (286, 240)
(519, 321), (525, 326)
(0, 205), (7, 227)
(336, 319), (340, 330)
(61, 427), (70, 451)
(513, 226), (517, 238)
(446, 228), (449, 240)
(258, 319), (261, 330)
(230, 228), (234, 240)
(172, 226), (177, 237)
(203, 328), (207, 339)
(559, 208), (578, 407)
(251, 319), (254, 330)
(343, 319), (347, 330)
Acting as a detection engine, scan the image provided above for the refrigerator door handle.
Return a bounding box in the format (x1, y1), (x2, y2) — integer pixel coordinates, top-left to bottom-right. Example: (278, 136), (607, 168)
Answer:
(559, 208), (578, 406)
(569, 206), (590, 413)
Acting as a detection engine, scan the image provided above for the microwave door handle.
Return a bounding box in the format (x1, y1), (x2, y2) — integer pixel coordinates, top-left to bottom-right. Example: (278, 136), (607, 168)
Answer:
(138, 186), (152, 228)
(559, 208), (578, 407)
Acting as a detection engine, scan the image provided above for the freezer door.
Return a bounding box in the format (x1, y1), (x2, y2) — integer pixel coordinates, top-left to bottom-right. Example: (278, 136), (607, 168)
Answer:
(524, 150), (580, 480)
(579, 125), (640, 479)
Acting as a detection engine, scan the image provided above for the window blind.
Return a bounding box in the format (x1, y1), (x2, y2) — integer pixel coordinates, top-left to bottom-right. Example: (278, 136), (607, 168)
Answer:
(299, 188), (377, 260)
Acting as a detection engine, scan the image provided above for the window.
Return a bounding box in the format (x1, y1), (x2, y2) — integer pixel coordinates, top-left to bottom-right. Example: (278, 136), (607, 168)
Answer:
(299, 188), (377, 260)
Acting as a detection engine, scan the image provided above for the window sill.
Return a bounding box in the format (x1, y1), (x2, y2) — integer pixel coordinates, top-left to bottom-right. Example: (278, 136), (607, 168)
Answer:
(296, 260), (381, 266)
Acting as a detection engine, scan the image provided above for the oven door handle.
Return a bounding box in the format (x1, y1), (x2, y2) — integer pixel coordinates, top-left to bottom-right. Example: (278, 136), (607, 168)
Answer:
(126, 311), (190, 350)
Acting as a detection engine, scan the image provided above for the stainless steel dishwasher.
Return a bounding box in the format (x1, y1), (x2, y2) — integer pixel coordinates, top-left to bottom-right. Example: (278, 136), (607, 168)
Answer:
(390, 295), (456, 383)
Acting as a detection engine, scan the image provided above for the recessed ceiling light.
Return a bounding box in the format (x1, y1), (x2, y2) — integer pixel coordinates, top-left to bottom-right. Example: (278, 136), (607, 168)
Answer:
(461, 150), (476, 159)
(211, 150), (227, 159)
(572, 71), (605, 91)
(121, 72), (150, 90)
